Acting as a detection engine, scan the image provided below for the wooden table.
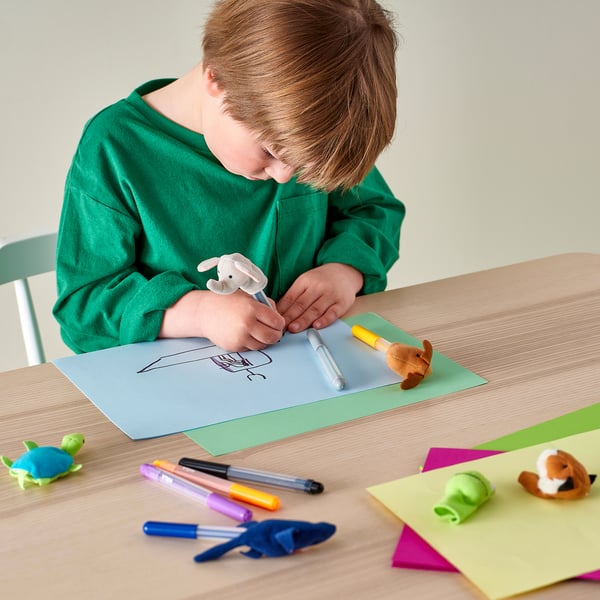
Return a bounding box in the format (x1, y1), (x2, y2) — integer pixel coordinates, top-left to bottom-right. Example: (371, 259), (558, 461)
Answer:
(2, 253), (599, 599)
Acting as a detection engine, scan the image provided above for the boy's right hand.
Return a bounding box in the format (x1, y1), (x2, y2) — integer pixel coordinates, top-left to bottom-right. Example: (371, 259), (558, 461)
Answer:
(159, 290), (285, 351)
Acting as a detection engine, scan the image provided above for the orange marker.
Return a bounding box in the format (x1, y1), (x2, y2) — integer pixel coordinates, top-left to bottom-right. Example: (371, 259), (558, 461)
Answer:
(153, 460), (280, 511)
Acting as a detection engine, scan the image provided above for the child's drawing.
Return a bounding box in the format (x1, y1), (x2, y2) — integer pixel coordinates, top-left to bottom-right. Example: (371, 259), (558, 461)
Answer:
(137, 342), (272, 381)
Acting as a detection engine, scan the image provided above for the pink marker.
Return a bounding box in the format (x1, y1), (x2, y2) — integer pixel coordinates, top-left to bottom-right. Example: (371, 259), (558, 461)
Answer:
(140, 464), (252, 522)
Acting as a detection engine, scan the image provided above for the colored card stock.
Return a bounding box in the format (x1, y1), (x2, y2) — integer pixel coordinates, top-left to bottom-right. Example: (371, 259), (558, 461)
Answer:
(368, 429), (600, 599)
(392, 448), (500, 572)
(185, 313), (487, 454)
(53, 312), (487, 444)
(392, 446), (600, 581)
(476, 402), (600, 452)
(54, 318), (401, 439)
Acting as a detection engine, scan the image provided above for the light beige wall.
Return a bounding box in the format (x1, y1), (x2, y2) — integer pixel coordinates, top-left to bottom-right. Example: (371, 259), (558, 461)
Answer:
(1, 0), (599, 371)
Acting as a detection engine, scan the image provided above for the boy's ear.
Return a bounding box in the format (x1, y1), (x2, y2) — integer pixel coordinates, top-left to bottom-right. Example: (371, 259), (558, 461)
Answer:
(203, 66), (224, 98)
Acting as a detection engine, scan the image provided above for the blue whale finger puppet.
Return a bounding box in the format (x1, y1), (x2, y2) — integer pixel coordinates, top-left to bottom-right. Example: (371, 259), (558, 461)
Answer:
(194, 519), (336, 562)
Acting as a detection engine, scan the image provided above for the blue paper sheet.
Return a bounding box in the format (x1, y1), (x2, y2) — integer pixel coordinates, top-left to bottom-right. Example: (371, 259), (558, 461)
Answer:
(54, 320), (401, 439)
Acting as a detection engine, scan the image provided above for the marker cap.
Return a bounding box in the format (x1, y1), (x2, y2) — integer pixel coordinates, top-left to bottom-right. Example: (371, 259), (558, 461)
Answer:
(351, 324), (380, 348)
(351, 324), (391, 352)
(230, 483), (281, 511)
(207, 493), (252, 522)
(179, 458), (228, 478)
(143, 521), (198, 539)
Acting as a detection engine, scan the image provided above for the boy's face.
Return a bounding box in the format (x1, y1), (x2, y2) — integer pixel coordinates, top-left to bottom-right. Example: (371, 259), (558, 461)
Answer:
(202, 69), (294, 184)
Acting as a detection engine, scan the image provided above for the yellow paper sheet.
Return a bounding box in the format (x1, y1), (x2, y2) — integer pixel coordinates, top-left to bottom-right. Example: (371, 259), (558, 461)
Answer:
(367, 429), (600, 599)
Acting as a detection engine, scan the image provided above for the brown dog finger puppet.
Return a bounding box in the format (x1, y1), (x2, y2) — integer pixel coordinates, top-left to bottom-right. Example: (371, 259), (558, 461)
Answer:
(518, 449), (596, 500)
(351, 325), (433, 390)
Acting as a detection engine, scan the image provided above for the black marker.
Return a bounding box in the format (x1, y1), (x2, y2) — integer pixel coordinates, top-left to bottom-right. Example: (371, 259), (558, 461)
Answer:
(178, 458), (324, 494)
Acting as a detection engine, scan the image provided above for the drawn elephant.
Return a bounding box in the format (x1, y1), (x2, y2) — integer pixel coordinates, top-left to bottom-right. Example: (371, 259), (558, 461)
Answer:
(197, 253), (267, 295)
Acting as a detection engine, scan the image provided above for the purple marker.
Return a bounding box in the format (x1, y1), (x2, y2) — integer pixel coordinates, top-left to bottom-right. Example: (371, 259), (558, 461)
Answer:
(140, 464), (252, 522)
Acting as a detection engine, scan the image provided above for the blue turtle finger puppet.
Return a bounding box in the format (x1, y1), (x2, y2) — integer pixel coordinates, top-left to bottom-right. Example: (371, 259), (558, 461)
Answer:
(1, 433), (85, 489)
(194, 519), (336, 562)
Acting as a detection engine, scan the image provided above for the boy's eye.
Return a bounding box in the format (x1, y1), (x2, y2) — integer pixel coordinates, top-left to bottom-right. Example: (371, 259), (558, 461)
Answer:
(262, 147), (275, 159)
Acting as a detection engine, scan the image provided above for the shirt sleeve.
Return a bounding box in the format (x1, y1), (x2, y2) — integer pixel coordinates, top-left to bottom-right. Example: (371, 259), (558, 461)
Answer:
(53, 162), (196, 354)
(317, 167), (405, 294)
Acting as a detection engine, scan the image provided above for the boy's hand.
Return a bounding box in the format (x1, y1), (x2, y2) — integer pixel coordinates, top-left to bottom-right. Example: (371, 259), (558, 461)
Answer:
(160, 290), (285, 351)
(277, 263), (363, 333)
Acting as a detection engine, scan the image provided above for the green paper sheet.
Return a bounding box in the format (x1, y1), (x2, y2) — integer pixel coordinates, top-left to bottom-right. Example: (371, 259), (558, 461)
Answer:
(367, 429), (600, 600)
(476, 402), (600, 451)
(185, 313), (487, 455)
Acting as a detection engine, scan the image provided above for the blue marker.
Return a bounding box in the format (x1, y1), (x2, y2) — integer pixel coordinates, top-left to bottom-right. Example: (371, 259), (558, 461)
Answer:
(143, 521), (244, 540)
(253, 289), (272, 307)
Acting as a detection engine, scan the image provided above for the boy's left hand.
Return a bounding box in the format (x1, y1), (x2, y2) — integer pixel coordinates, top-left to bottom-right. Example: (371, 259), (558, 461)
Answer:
(277, 263), (363, 333)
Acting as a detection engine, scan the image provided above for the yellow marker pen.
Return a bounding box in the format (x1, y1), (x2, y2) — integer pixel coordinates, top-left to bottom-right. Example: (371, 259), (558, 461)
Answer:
(153, 460), (281, 511)
(351, 324), (392, 353)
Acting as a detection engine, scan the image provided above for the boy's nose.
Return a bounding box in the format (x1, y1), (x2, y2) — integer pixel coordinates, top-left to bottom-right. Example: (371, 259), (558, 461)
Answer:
(266, 161), (294, 183)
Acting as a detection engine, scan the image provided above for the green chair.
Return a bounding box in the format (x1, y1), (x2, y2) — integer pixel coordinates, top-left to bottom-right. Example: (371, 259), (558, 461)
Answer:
(0, 231), (58, 366)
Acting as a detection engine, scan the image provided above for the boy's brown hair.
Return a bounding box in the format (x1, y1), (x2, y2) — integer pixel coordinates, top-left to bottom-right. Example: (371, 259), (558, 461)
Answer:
(202, 0), (398, 191)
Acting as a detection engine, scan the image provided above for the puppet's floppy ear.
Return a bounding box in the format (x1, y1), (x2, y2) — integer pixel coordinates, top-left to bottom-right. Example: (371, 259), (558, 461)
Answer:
(422, 340), (433, 364)
(400, 372), (424, 390)
(197, 257), (220, 272)
(233, 259), (268, 292)
(233, 260), (261, 283)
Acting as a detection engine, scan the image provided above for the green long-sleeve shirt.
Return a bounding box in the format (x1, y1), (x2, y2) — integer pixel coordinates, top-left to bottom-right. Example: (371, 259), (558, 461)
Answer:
(54, 79), (405, 353)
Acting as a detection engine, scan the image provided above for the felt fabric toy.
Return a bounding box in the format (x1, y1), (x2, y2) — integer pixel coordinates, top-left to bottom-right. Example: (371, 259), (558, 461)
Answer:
(351, 324), (433, 389)
(193, 519), (336, 562)
(433, 471), (495, 524)
(1, 433), (84, 489)
(197, 253), (268, 297)
(518, 448), (596, 500)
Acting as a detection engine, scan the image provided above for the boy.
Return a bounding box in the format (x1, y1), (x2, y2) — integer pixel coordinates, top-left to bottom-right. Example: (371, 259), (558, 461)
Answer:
(53, 0), (405, 353)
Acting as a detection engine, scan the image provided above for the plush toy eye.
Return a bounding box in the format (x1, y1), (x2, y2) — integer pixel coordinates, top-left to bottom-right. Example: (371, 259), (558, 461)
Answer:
(416, 353), (421, 358)
(228, 274), (233, 279)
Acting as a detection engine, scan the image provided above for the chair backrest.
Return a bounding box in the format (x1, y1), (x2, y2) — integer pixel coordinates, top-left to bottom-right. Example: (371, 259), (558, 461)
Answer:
(0, 231), (58, 366)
